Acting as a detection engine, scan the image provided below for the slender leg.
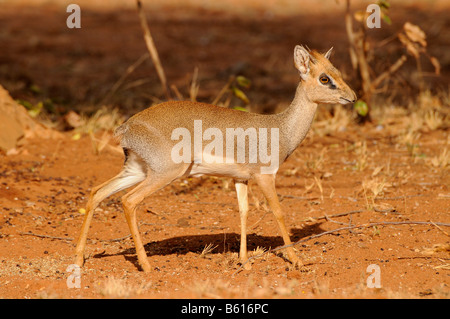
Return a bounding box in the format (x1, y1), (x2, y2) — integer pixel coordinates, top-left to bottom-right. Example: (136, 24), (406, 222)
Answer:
(235, 180), (251, 270)
(74, 170), (144, 267)
(122, 187), (151, 272)
(121, 170), (185, 272)
(254, 174), (302, 267)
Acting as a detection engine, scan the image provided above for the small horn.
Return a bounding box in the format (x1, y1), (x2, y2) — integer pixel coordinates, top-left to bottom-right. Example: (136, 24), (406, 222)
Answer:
(324, 47), (333, 60)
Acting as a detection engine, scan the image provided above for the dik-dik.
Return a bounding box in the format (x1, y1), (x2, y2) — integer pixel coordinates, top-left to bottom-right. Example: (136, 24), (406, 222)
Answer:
(74, 45), (356, 272)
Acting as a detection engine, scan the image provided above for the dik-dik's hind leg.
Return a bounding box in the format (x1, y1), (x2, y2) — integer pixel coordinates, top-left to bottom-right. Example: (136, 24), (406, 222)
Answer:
(74, 160), (146, 267)
(121, 168), (187, 272)
(235, 180), (251, 270)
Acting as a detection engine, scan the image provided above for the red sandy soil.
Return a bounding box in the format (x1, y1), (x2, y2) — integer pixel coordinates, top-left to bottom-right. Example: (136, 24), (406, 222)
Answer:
(0, 124), (448, 298)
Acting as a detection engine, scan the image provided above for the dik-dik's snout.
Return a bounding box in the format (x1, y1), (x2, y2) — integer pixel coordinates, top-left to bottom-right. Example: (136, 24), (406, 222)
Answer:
(339, 85), (357, 105)
(349, 88), (357, 103)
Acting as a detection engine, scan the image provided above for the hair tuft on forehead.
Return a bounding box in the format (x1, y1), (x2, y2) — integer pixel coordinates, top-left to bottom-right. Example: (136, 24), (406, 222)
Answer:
(309, 50), (330, 65)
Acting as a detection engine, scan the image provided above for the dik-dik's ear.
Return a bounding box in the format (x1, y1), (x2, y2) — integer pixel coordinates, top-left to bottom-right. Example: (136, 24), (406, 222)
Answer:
(294, 45), (311, 80)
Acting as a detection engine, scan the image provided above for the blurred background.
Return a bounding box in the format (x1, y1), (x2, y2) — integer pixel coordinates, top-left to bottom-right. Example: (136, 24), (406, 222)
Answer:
(0, 0), (448, 125)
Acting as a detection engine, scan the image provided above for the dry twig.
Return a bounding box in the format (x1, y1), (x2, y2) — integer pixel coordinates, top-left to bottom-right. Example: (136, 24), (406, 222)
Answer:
(211, 75), (235, 106)
(430, 221), (450, 237)
(302, 210), (364, 222)
(136, 0), (171, 99)
(19, 232), (73, 241)
(102, 52), (149, 104)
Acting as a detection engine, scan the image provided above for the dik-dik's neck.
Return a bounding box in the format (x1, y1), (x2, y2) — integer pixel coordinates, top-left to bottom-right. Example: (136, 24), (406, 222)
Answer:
(275, 83), (318, 158)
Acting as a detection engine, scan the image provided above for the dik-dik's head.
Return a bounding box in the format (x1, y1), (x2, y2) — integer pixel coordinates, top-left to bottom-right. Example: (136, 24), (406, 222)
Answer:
(294, 45), (357, 105)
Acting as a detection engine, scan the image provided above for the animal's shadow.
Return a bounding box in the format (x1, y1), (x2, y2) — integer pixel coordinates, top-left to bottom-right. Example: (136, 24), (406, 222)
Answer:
(93, 223), (326, 270)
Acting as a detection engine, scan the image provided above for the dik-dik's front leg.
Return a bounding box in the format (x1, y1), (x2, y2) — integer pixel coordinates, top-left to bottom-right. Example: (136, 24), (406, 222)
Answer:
(253, 174), (302, 267)
(235, 180), (251, 270)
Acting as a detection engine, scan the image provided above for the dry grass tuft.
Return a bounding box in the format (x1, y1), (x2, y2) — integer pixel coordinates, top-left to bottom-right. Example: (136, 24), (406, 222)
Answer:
(313, 105), (351, 137)
(249, 246), (267, 257)
(354, 141), (368, 171)
(72, 107), (124, 134)
(199, 243), (217, 258)
(219, 252), (240, 268)
(362, 177), (391, 210)
(428, 148), (449, 168)
(422, 243), (450, 256)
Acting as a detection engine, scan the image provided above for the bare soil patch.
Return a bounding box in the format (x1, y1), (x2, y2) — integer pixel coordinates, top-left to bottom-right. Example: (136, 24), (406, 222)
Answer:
(0, 124), (448, 298)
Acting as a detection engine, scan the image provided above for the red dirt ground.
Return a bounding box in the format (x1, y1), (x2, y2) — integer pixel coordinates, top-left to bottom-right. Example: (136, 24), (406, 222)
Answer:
(0, 0), (449, 299)
(0, 124), (448, 298)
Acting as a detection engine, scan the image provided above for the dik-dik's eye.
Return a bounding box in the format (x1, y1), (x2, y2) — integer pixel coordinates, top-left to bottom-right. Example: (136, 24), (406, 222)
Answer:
(319, 75), (330, 84)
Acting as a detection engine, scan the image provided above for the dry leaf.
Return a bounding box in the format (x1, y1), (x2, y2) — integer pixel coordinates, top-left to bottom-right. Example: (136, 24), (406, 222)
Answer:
(404, 22), (427, 47)
(64, 111), (84, 128)
(422, 243), (450, 256)
(353, 11), (366, 22)
(372, 166), (384, 177)
(430, 56), (441, 75)
(398, 33), (420, 58)
(434, 264), (450, 270)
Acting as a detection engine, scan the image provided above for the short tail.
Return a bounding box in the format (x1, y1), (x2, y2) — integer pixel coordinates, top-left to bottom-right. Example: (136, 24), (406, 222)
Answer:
(114, 123), (128, 146)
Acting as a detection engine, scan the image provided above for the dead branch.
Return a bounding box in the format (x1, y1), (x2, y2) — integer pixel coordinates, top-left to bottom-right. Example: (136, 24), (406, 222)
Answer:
(345, 0), (372, 100)
(106, 234), (132, 242)
(102, 52), (149, 104)
(141, 222), (227, 231)
(344, 0), (358, 70)
(302, 210), (364, 222)
(136, 0), (171, 100)
(430, 221), (450, 237)
(371, 54), (408, 91)
(279, 194), (314, 201)
(19, 232), (73, 241)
